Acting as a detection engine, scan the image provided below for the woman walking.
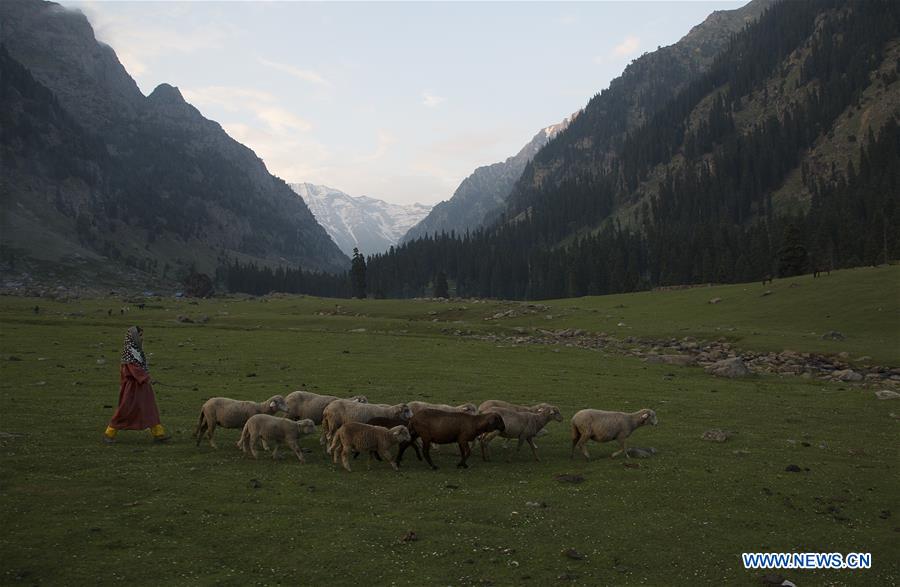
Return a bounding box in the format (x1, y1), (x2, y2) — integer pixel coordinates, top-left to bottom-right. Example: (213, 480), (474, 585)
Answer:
(103, 326), (170, 443)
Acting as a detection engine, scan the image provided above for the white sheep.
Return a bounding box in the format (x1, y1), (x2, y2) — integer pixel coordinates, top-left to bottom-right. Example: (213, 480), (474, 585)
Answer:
(570, 408), (658, 460)
(194, 395), (288, 448)
(408, 401), (477, 415)
(321, 400), (412, 450)
(478, 399), (557, 414)
(236, 414), (316, 462)
(328, 422), (411, 472)
(284, 390), (368, 424)
(479, 405), (563, 461)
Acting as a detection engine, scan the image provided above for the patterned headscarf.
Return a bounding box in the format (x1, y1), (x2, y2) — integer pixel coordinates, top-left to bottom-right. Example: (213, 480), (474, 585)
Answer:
(120, 326), (148, 371)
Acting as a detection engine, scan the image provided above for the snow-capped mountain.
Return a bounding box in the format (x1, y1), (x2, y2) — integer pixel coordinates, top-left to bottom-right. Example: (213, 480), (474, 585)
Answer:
(290, 183), (432, 257)
(400, 112), (578, 244)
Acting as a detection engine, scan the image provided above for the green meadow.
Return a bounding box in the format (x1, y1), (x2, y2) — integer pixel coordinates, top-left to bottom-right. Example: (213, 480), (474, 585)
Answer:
(0, 265), (898, 585)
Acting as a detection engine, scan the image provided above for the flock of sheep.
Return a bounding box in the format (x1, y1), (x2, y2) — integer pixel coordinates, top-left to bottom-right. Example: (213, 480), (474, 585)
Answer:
(193, 391), (659, 471)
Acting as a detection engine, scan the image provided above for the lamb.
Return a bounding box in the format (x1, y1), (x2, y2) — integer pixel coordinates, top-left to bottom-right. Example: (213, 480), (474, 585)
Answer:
(397, 409), (505, 469)
(408, 401), (478, 415)
(236, 414), (316, 462)
(284, 390), (368, 424)
(328, 422), (411, 472)
(194, 395), (288, 448)
(570, 408), (658, 460)
(321, 400), (412, 450)
(363, 417), (422, 462)
(479, 404), (563, 461)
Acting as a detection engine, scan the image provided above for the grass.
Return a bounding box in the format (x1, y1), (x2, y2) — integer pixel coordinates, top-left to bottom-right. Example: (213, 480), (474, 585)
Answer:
(0, 266), (898, 585)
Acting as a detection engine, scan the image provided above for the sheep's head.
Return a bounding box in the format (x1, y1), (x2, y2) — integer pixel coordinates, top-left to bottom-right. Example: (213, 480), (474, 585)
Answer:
(459, 403), (478, 415)
(398, 404), (413, 421)
(487, 412), (505, 432)
(268, 395), (288, 414)
(640, 409), (658, 426)
(538, 405), (563, 422)
(296, 419), (316, 435)
(389, 425), (411, 443)
(349, 395), (368, 404)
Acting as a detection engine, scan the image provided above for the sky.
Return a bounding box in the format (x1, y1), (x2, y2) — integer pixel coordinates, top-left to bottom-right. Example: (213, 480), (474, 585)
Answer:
(63, 1), (748, 206)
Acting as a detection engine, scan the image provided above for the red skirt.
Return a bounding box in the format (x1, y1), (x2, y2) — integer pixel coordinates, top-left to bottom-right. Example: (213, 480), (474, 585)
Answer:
(108, 363), (162, 430)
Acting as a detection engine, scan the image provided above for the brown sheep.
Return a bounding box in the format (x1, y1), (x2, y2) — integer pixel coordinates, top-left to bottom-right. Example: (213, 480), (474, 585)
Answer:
(397, 409), (505, 469)
(329, 422), (411, 472)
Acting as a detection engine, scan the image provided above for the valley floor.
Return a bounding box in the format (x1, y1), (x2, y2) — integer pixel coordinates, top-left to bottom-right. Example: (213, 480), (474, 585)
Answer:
(0, 266), (897, 585)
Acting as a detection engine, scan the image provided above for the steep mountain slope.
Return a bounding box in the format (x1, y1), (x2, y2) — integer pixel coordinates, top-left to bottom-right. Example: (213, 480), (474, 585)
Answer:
(505, 0), (773, 218)
(0, 0), (347, 287)
(289, 183), (431, 256)
(366, 0), (900, 300)
(400, 114), (575, 243)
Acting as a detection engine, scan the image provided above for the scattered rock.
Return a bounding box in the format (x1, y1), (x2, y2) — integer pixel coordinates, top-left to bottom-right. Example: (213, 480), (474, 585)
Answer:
(706, 357), (751, 378)
(245, 372), (257, 378)
(821, 330), (845, 341)
(625, 446), (657, 458)
(875, 390), (900, 400)
(248, 478), (262, 489)
(7, 356), (21, 361)
(701, 429), (733, 443)
(708, 297), (722, 304)
(400, 530), (418, 542)
(554, 474), (585, 484)
(444, 483), (460, 490)
(879, 510), (891, 520)
(525, 501), (548, 508)
(832, 369), (863, 382)
(562, 548), (585, 560)
(96, 358), (106, 365)
(196, 314), (210, 324)
(732, 450), (751, 456)
(761, 290), (773, 297)
(784, 464), (802, 473)
(659, 354), (695, 367)
(176, 315), (193, 323)
(349, 328), (366, 333)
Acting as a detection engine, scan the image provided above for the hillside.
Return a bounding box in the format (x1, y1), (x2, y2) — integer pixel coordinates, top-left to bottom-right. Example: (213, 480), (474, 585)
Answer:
(290, 183), (431, 257)
(366, 0), (900, 300)
(0, 0), (348, 290)
(400, 114), (575, 244)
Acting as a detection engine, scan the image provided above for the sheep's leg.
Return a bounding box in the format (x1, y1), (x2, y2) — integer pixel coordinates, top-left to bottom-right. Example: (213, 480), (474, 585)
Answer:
(421, 438), (438, 470)
(574, 432), (591, 461)
(207, 420), (218, 449)
(249, 434), (259, 459)
(527, 437), (540, 462)
(330, 437), (341, 464)
(290, 440), (305, 463)
(480, 435), (491, 461)
(194, 413), (206, 444)
(380, 448), (399, 471)
(341, 449), (352, 472)
(457, 441), (470, 469)
(612, 438), (628, 459)
(271, 442), (280, 460)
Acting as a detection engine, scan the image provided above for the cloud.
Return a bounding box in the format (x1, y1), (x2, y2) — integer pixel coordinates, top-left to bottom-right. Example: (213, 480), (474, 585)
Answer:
(258, 58), (333, 88)
(612, 35), (641, 58)
(357, 129), (397, 163)
(182, 86), (277, 112)
(557, 14), (578, 26)
(422, 90), (446, 108)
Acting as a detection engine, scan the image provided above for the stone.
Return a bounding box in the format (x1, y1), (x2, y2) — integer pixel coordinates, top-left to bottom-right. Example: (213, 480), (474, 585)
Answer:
(708, 297), (722, 304)
(660, 354), (695, 367)
(701, 429), (732, 442)
(705, 357), (751, 378)
(832, 369), (863, 382)
(821, 330), (845, 341)
(784, 464), (802, 473)
(875, 390), (900, 400)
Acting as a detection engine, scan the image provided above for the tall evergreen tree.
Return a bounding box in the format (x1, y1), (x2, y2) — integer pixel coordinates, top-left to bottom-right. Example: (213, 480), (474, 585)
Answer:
(351, 248), (367, 299)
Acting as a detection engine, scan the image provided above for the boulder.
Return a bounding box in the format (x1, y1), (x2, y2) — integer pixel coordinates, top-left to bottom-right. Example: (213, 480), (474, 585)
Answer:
(701, 429), (732, 442)
(821, 330), (845, 341)
(705, 357), (751, 378)
(832, 369), (863, 382)
(874, 390), (900, 400)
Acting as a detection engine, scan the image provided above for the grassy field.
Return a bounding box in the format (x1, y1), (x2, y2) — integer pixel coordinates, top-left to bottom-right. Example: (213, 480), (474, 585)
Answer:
(0, 266), (898, 585)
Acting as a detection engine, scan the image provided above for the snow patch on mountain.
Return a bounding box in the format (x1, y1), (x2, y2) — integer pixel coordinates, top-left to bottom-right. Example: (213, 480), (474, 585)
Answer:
(290, 183), (431, 257)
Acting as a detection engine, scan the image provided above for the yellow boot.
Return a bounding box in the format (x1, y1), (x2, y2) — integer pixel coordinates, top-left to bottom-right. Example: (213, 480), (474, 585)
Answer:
(150, 424), (171, 442)
(103, 426), (117, 444)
